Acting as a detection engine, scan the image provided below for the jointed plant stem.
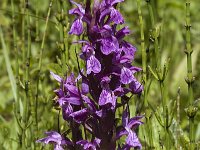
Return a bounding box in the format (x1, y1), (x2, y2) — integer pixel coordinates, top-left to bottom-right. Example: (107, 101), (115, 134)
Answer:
(185, 2), (196, 150)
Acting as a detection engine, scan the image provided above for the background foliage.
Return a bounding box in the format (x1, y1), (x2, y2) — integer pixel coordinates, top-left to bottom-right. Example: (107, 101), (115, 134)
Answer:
(0, 0), (200, 149)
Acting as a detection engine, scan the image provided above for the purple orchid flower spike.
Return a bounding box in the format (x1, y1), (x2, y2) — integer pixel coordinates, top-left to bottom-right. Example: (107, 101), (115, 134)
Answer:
(39, 0), (144, 149)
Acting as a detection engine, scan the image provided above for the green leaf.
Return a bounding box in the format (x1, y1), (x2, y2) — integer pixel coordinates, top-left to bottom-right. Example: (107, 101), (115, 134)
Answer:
(0, 27), (17, 101)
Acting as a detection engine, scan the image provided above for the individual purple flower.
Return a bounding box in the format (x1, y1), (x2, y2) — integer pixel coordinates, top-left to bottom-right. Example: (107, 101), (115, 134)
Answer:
(87, 55), (101, 74)
(69, 18), (84, 35)
(69, 0), (85, 35)
(121, 41), (136, 60)
(110, 7), (124, 24)
(129, 78), (143, 94)
(116, 26), (130, 40)
(76, 138), (101, 150)
(100, 36), (119, 55)
(100, 0), (124, 24)
(50, 71), (62, 83)
(36, 131), (70, 150)
(120, 67), (134, 84)
(116, 108), (143, 149)
(99, 89), (117, 109)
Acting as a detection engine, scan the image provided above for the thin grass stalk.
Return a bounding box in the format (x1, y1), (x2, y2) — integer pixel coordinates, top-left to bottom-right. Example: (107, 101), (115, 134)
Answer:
(159, 81), (170, 149)
(176, 88), (181, 149)
(35, 0), (39, 41)
(146, 0), (160, 68)
(185, 2), (196, 150)
(137, 0), (147, 106)
(21, 0), (26, 78)
(35, 0), (54, 135)
(0, 8), (57, 25)
(24, 0), (31, 126)
(57, 0), (66, 76)
(11, 0), (19, 112)
(11, 0), (23, 148)
(137, 0), (153, 149)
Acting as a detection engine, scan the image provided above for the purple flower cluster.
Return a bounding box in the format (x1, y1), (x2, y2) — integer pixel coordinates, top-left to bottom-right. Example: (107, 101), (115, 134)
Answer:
(37, 0), (143, 149)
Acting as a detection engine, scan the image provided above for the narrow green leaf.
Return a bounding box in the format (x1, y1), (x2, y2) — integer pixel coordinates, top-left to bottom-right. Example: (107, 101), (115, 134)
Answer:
(0, 27), (17, 101)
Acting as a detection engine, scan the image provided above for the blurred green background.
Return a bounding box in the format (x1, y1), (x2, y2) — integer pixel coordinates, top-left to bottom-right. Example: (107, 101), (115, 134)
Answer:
(0, 0), (200, 149)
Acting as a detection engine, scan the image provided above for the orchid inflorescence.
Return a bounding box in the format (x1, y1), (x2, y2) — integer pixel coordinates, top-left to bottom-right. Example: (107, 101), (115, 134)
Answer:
(37, 0), (143, 149)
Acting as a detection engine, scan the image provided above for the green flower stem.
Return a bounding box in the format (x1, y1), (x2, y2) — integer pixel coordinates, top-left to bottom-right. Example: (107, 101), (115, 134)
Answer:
(185, 2), (195, 150)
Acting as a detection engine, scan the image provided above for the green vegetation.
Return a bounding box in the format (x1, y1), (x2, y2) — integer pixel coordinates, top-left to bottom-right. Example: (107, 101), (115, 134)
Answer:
(0, 0), (200, 149)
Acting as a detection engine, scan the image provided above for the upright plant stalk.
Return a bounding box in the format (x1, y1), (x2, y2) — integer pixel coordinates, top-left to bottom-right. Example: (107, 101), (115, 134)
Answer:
(24, 0), (31, 126)
(35, 0), (39, 41)
(146, 0), (160, 68)
(35, 0), (54, 134)
(176, 88), (181, 149)
(185, 2), (196, 150)
(11, 0), (23, 148)
(137, 0), (147, 106)
(159, 81), (170, 149)
(57, 0), (67, 76)
(11, 0), (19, 112)
(21, 0), (26, 78)
(137, 0), (153, 149)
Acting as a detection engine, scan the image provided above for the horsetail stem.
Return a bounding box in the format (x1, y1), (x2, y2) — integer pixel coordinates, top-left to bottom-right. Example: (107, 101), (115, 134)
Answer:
(185, 2), (197, 150)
